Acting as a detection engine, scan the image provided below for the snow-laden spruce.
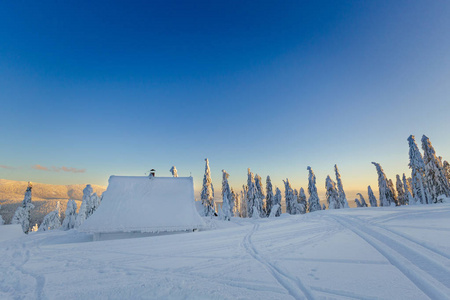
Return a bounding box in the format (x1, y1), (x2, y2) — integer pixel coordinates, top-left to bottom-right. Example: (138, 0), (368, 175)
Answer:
(421, 135), (450, 202)
(408, 135), (431, 204)
(298, 187), (307, 214)
(265, 176), (274, 217)
(284, 179), (302, 214)
(61, 199), (78, 230)
(230, 188), (239, 217)
(396, 175), (406, 205)
(354, 197), (362, 207)
(221, 194), (231, 221)
(357, 193), (368, 207)
(387, 179), (398, 206)
(283, 179), (295, 214)
(201, 158), (215, 217)
(402, 174), (413, 205)
(240, 186), (248, 218)
(0, 204), (4, 225)
(325, 175), (340, 209)
(443, 160), (450, 183)
(334, 164), (349, 208)
(272, 187), (282, 217)
(221, 170), (233, 219)
(39, 201), (61, 231)
(246, 169), (258, 218)
(170, 166), (178, 177)
(254, 174), (265, 217)
(75, 184), (101, 227)
(367, 185), (378, 207)
(307, 166), (322, 212)
(12, 182), (34, 234)
(372, 162), (396, 206)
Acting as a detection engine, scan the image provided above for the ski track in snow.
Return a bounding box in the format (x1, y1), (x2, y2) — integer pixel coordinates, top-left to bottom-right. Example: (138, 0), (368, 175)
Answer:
(2, 205), (450, 299)
(3, 241), (46, 300)
(374, 223), (450, 260)
(241, 223), (314, 300)
(329, 214), (450, 300)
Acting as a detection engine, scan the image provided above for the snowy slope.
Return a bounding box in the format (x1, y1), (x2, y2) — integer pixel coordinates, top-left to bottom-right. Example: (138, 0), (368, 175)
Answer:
(80, 176), (205, 233)
(1, 204), (450, 299)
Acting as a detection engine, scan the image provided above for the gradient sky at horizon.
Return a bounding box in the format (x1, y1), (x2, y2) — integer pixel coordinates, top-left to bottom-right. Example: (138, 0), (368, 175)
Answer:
(1, 1), (450, 198)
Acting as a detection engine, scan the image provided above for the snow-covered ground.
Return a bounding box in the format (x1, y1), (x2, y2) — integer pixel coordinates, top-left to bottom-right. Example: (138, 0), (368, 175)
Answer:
(1, 204), (450, 300)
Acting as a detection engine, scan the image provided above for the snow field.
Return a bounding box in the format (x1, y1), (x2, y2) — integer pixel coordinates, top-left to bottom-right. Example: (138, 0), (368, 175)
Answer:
(1, 204), (450, 299)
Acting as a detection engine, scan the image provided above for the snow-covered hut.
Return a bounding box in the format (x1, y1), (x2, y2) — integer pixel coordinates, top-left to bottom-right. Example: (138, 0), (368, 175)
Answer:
(80, 176), (205, 240)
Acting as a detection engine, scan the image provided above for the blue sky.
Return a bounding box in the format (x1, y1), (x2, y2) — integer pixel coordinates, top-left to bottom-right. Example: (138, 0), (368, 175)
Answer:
(1, 1), (449, 197)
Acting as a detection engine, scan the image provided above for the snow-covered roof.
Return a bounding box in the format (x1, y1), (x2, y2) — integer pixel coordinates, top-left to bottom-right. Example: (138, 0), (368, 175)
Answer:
(80, 176), (205, 233)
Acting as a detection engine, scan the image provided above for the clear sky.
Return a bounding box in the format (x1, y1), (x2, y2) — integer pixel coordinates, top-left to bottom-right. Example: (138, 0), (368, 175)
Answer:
(1, 1), (450, 198)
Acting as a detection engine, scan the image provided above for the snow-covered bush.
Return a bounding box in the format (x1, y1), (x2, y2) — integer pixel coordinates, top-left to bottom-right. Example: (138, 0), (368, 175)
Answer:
(170, 166), (178, 177)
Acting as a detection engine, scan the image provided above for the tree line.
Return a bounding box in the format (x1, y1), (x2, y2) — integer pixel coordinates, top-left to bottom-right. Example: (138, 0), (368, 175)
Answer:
(201, 135), (450, 219)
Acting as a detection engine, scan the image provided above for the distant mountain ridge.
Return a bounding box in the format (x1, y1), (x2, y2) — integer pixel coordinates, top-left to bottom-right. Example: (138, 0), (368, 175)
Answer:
(0, 179), (106, 201)
(0, 179), (107, 226)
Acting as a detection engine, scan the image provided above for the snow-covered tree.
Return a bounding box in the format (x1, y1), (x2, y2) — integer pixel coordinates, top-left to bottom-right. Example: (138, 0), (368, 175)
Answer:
(307, 166), (322, 212)
(421, 135), (450, 202)
(335, 165), (349, 208)
(221, 170), (233, 219)
(254, 174), (265, 217)
(170, 166), (178, 177)
(272, 187), (282, 217)
(230, 188), (239, 217)
(251, 206), (260, 219)
(265, 176), (274, 217)
(221, 194), (231, 221)
(443, 160), (450, 183)
(387, 179), (398, 206)
(246, 169), (258, 218)
(367, 185), (377, 207)
(322, 203), (326, 210)
(325, 176), (340, 209)
(283, 179), (296, 214)
(12, 182), (34, 234)
(62, 199), (78, 230)
(201, 158), (215, 217)
(408, 135), (431, 204)
(298, 187), (307, 214)
(39, 201), (61, 231)
(402, 174), (413, 205)
(240, 186), (248, 218)
(372, 162), (396, 206)
(75, 184), (101, 227)
(357, 193), (368, 207)
(354, 198), (363, 207)
(269, 204), (280, 218)
(396, 175), (406, 205)
(0, 204), (4, 225)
